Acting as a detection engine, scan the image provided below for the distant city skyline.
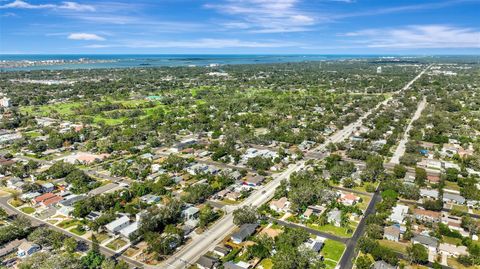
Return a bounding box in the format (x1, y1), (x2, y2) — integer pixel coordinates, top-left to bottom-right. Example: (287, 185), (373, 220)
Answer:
(1, 0), (480, 54)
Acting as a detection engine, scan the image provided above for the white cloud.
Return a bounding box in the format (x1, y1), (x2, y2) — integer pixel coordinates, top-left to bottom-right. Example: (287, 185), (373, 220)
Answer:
(0, 0), (95, 11)
(85, 38), (300, 49)
(68, 33), (105, 41)
(206, 0), (317, 33)
(342, 25), (480, 49)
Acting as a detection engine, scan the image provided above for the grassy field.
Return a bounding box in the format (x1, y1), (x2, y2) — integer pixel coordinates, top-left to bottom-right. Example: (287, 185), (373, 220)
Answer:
(20, 207), (35, 214)
(106, 238), (128, 250)
(378, 239), (408, 254)
(57, 219), (81, 229)
(444, 181), (461, 191)
(21, 99), (165, 126)
(452, 204), (468, 213)
(89, 232), (110, 243)
(442, 236), (463, 245)
(321, 239), (345, 267)
(259, 258), (273, 269)
(357, 194), (372, 210)
(307, 223), (354, 238)
(70, 226), (86, 236)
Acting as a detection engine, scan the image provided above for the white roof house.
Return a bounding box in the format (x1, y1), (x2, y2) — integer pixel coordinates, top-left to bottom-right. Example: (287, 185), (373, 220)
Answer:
(119, 221), (139, 238)
(105, 216), (131, 234)
(388, 204), (409, 224)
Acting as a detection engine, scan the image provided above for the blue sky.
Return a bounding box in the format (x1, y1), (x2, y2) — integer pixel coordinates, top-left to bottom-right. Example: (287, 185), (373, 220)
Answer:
(0, 0), (479, 54)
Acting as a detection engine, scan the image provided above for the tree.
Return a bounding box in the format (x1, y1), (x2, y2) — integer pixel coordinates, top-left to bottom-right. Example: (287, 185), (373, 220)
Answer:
(393, 164), (407, 179)
(342, 178), (356, 188)
(356, 255), (374, 269)
(82, 250), (105, 269)
(198, 204), (219, 228)
(233, 206), (258, 225)
(63, 237), (78, 253)
(415, 167), (427, 186)
(0, 207), (7, 220)
(407, 243), (428, 264)
(28, 227), (66, 250)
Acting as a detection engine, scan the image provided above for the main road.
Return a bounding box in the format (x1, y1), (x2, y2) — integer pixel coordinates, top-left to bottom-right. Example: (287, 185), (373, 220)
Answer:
(390, 96), (427, 164)
(162, 65), (432, 269)
(0, 196), (144, 268)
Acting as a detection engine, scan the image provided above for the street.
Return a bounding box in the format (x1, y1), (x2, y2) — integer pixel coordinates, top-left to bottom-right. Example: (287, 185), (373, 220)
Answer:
(160, 64), (433, 269)
(0, 196), (144, 268)
(390, 96), (427, 164)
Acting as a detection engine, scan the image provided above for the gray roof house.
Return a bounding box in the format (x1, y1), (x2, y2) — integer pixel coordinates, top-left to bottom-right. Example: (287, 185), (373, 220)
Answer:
(373, 261), (396, 269)
(196, 255), (218, 269)
(105, 215), (131, 234)
(231, 223), (259, 244)
(443, 193), (465, 204)
(383, 225), (400, 242)
(327, 208), (342, 227)
(182, 206), (200, 221)
(412, 234), (439, 250)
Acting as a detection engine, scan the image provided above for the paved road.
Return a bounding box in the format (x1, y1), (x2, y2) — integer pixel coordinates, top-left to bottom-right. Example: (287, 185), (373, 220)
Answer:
(337, 189), (382, 269)
(267, 217), (349, 244)
(390, 96), (427, 164)
(162, 162), (305, 268)
(161, 64), (433, 269)
(0, 197), (143, 268)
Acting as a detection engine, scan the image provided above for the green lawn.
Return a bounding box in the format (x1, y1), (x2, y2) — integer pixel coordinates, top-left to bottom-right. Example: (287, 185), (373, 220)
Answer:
(323, 259), (338, 269)
(321, 239), (345, 263)
(89, 232), (110, 243)
(70, 227), (86, 236)
(378, 239), (408, 254)
(444, 181), (461, 191)
(20, 207), (35, 214)
(452, 204), (468, 213)
(57, 219), (81, 229)
(442, 236), (463, 245)
(106, 238), (128, 250)
(259, 258), (273, 269)
(308, 223), (354, 238)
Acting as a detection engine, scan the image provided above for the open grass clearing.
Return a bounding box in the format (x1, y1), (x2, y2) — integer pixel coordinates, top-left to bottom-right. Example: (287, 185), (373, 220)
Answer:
(307, 223), (354, 238)
(20, 207), (35, 214)
(106, 238), (128, 250)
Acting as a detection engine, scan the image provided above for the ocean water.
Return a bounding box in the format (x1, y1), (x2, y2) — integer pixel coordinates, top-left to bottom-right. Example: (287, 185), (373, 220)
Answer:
(0, 54), (387, 71)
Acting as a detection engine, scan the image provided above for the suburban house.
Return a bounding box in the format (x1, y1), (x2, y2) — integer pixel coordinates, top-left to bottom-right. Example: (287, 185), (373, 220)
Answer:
(182, 206), (200, 221)
(327, 208), (342, 227)
(17, 241), (40, 258)
(388, 204), (409, 224)
(443, 192), (465, 205)
(269, 197), (290, 212)
(373, 261), (396, 269)
(413, 208), (441, 223)
(438, 243), (468, 259)
(420, 189), (439, 199)
(301, 208), (313, 219)
(33, 192), (63, 207)
(105, 215), (131, 234)
(119, 221), (139, 239)
(212, 245), (231, 257)
(303, 237), (324, 253)
(412, 234), (439, 262)
(337, 192), (360, 206)
(231, 223), (259, 244)
(384, 225), (401, 242)
(243, 175), (265, 187)
(41, 182), (55, 193)
(224, 261), (251, 269)
(195, 255), (219, 269)
(140, 194), (161, 205)
(0, 239), (26, 258)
